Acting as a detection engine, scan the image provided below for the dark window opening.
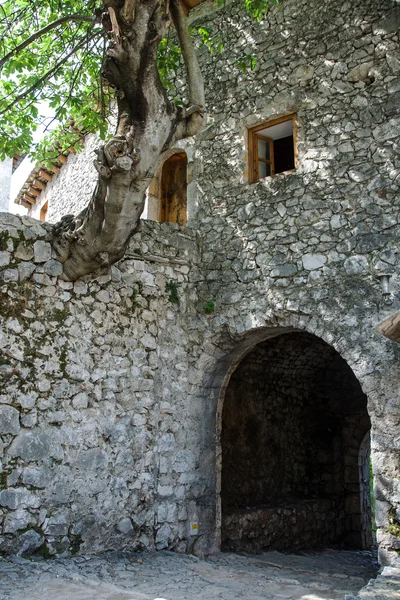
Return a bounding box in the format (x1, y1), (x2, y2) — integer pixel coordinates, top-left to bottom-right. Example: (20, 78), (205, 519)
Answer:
(274, 135), (295, 174)
(249, 115), (297, 182)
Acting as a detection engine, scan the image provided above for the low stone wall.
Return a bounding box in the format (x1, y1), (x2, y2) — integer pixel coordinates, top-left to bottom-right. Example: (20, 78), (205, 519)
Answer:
(222, 499), (342, 553)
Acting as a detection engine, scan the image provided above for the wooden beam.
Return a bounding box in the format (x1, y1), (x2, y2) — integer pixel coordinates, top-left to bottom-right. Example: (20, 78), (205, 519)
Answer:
(38, 170), (53, 182)
(27, 186), (41, 198)
(374, 311), (400, 342)
(22, 193), (35, 205)
(32, 179), (46, 191)
(58, 154), (67, 164)
(50, 165), (60, 175)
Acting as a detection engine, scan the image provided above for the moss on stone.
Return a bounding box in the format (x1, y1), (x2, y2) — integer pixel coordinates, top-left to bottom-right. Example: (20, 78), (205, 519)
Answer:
(50, 307), (69, 324)
(166, 280), (179, 305)
(0, 231), (10, 251)
(203, 300), (215, 314)
(69, 535), (83, 555)
(388, 508), (400, 538)
(59, 346), (68, 373)
(32, 542), (52, 559)
(0, 471), (8, 490)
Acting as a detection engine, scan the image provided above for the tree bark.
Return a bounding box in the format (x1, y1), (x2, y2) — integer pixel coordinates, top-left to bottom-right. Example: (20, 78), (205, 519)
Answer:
(52, 0), (205, 281)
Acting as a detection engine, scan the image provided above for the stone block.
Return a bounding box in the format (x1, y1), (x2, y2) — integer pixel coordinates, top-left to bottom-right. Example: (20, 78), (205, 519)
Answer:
(44, 514), (69, 536)
(33, 240), (52, 263)
(43, 259), (63, 277)
(344, 255), (369, 275)
(270, 263), (297, 278)
(0, 488), (40, 510)
(18, 261), (36, 280)
(22, 466), (49, 489)
(0, 405), (20, 435)
(1, 269), (18, 282)
(0, 251), (10, 267)
(302, 254), (327, 270)
(15, 243), (34, 261)
(3, 509), (35, 534)
(117, 518), (133, 534)
(8, 428), (64, 461)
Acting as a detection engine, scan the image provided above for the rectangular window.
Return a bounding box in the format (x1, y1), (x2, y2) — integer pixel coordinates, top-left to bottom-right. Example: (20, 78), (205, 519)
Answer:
(248, 114), (297, 183)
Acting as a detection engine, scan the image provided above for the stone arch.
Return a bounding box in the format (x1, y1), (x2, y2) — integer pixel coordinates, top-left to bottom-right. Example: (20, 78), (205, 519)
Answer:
(194, 316), (378, 556)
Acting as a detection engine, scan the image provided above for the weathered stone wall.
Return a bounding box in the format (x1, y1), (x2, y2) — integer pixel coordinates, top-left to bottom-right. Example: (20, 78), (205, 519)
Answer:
(0, 213), (205, 556)
(222, 498), (342, 553)
(0, 0), (400, 569)
(29, 135), (99, 223)
(187, 0), (400, 565)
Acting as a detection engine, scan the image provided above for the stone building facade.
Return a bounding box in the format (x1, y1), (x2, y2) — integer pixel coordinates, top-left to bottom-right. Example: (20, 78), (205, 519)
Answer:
(1, 0), (400, 568)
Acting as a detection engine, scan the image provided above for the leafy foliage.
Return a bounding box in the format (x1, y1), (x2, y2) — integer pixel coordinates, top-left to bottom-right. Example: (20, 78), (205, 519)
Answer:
(0, 0), (106, 162)
(243, 0), (280, 21)
(0, 0), (280, 163)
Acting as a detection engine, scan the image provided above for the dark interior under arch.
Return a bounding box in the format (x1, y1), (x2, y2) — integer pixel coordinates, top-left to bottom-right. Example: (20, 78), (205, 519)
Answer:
(221, 332), (372, 553)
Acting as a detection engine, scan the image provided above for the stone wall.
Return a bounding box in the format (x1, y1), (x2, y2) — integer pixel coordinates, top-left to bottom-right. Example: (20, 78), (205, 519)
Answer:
(29, 135), (99, 223)
(222, 499), (342, 553)
(0, 0), (400, 568)
(188, 0), (400, 564)
(0, 213), (205, 556)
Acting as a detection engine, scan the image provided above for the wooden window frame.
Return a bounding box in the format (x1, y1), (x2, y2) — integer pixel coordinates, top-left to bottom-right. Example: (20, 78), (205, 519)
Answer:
(40, 201), (48, 222)
(248, 114), (298, 183)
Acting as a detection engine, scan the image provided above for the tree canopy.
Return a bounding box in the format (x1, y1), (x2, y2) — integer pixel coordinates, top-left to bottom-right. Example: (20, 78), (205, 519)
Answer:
(0, 0), (279, 281)
(0, 0), (278, 164)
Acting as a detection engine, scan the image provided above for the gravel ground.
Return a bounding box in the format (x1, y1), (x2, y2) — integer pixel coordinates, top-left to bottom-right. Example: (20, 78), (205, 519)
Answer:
(0, 548), (382, 600)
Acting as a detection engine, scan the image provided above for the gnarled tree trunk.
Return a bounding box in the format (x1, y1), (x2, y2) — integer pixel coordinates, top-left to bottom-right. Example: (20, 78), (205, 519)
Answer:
(52, 0), (205, 281)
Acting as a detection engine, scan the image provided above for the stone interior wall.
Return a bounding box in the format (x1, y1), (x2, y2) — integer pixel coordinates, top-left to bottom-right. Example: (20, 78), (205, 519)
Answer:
(222, 499), (341, 553)
(220, 332), (370, 552)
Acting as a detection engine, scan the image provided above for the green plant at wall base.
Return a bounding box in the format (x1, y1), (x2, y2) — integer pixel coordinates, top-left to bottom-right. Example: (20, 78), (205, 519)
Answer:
(388, 507), (400, 538)
(166, 281), (179, 306)
(203, 300), (215, 314)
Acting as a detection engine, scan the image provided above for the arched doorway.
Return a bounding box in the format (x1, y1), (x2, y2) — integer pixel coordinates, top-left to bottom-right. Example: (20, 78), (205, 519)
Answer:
(220, 331), (372, 553)
(146, 151), (187, 225)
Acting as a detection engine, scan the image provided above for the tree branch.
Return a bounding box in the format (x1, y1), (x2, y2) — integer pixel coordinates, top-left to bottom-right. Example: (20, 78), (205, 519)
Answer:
(121, 0), (136, 24)
(0, 32), (100, 115)
(169, 0), (205, 109)
(0, 14), (98, 70)
(169, 0), (205, 139)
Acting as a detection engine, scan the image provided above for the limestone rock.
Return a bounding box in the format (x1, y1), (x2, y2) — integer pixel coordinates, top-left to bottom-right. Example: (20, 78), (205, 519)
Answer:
(302, 254), (327, 270)
(0, 405), (20, 435)
(33, 240), (52, 263)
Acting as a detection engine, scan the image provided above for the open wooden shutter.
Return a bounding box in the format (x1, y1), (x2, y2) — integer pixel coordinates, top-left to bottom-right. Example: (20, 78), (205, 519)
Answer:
(254, 133), (274, 179)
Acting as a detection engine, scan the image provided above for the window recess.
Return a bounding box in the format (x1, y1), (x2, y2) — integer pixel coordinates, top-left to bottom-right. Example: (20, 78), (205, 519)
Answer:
(249, 114), (297, 183)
